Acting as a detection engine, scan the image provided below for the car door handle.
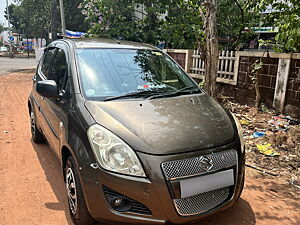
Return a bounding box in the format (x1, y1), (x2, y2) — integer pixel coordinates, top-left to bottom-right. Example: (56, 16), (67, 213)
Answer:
(59, 122), (64, 131)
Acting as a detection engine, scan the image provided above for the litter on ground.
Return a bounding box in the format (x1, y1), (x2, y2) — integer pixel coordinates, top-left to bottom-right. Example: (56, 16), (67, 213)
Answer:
(223, 100), (300, 190)
(253, 132), (266, 138)
(256, 143), (280, 156)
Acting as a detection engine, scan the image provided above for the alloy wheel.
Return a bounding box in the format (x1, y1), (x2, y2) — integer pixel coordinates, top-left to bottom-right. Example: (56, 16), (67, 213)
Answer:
(30, 112), (36, 136)
(66, 168), (78, 215)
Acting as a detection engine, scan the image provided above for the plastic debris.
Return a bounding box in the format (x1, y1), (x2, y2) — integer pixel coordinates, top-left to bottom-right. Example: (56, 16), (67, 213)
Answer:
(253, 132), (266, 138)
(240, 119), (249, 126)
(289, 180), (300, 189)
(256, 143), (280, 156)
(268, 115), (289, 132)
(243, 105), (251, 111)
(285, 116), (300, 125)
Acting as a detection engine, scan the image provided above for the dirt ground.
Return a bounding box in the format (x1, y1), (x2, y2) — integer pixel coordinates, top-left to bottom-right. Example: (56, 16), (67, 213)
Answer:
(0, 72), (299, 225)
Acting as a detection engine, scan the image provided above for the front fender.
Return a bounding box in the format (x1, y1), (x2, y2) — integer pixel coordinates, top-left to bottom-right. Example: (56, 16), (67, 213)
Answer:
(60, 101), (96, 167)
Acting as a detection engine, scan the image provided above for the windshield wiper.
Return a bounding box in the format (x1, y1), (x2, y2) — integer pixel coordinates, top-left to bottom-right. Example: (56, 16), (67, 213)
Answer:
(104, 90), (162, 101)
(147, 86), (199, 100)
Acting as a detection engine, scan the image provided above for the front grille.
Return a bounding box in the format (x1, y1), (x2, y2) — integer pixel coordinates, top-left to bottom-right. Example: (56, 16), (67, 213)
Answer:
(162, 149), (237, 216)
(174, 187), (230, 216)
(162, 149), (237, 180)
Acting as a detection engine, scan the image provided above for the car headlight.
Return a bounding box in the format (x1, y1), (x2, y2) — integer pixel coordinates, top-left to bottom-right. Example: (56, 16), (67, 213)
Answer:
(87, 124), (146, 177)
(232, 114), (245, 153)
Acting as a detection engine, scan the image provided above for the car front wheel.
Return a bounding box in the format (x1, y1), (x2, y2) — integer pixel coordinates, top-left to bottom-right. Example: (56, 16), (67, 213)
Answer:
(65, 156), (94, 225)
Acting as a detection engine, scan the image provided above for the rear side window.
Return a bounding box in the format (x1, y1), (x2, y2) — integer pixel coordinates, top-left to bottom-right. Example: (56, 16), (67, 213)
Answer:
(41, 49), (56, 78)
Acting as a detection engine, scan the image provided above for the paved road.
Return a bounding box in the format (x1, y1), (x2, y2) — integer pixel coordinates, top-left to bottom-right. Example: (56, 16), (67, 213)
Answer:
(0, 57), (37, 75)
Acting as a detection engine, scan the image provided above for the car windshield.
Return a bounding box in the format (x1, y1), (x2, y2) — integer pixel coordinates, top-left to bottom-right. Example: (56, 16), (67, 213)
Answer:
(76, 48), (200, 100)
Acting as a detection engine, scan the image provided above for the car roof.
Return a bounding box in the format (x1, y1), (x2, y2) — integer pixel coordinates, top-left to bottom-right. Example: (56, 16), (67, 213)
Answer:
(61, 38), (160, 51)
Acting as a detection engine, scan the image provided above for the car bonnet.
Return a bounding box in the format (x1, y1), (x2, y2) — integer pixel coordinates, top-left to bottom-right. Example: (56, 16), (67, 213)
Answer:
(84, 94), (236, 155)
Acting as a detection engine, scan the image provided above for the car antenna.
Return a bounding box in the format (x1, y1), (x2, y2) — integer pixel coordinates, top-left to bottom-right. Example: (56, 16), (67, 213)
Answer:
(101, 33), (121, 44)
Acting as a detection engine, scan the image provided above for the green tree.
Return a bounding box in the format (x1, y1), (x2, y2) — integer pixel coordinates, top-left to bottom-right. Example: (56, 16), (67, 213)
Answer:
(161, 1), (204, 49)
(65, 0), (89, 32)
(6, 0), (89, 42)
(5, 0), (51, 40)
(81, 0), (142, 41)
(4, 4), (23, 33)
(0, 24), (5, 33)
(23, 0), (51, 39)
(0, 24), (4, 46)
(81, 0), (205, 48)
(134, 0), (166, 44)
(248, 0), (300, 52)
(51, 0), (59, 40)
(217, 0), (260, 50)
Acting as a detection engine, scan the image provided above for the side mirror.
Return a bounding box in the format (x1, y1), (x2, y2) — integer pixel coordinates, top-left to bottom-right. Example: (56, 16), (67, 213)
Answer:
(36, 80), (59, 98)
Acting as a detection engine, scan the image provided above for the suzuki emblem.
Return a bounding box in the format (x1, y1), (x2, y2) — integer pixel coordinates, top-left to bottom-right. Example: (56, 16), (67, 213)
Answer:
(198, 156), (213, 172)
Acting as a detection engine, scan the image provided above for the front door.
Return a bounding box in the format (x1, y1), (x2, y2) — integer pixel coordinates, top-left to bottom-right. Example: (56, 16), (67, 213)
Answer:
(38, 47), (69, 155)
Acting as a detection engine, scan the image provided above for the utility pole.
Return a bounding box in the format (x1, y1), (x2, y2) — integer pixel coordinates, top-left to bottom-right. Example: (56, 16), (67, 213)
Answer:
(51, 0), (59, 41)
(59, 0), (66, 36)
(6, 0), (13, 58)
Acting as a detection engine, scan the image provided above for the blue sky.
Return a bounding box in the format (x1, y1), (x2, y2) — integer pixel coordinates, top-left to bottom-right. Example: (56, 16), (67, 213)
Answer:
(0, 0), (12, 27)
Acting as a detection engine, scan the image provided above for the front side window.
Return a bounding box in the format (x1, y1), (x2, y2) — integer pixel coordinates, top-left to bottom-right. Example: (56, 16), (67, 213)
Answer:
(76, 49), (200, 99)
(41, 48), (56, 79)
(52, 49), (68, 93)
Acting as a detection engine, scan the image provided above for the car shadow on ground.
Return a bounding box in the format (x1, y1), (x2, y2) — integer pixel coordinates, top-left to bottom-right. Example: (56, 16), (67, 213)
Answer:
(246, 182), (300, 224)
(31, 140), (256, 225)
(194, 198), (256, 225)
(31, 140), (75, 225)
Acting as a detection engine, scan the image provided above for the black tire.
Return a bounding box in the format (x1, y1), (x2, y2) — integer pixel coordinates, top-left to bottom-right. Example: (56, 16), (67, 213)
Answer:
(65, 156), (95, 225)
(236, 173), (245, 200)
(30, 110), (45, 143)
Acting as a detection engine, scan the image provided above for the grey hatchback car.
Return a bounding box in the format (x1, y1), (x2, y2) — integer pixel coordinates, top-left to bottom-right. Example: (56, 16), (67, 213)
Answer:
(28, 38), (245, 225)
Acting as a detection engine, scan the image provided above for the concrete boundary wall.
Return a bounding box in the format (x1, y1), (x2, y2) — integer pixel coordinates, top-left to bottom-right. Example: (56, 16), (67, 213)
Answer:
(165, 49), (300, 117)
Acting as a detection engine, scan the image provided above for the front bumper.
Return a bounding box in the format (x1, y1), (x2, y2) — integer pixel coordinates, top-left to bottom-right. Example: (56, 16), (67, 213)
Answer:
(78, 141), (245, 224)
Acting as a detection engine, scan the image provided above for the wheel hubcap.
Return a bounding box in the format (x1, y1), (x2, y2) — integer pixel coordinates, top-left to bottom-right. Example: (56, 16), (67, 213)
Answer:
(30, 112), (35, 136)
(66, 168), (77, 215)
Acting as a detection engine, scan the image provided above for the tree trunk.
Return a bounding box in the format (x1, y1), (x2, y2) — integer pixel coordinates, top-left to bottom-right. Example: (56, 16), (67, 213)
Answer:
(51, 0), (59, 41)
(203, 0), (219, 97)
(255, 71), (261, 109)
(27, 37), (30, 58)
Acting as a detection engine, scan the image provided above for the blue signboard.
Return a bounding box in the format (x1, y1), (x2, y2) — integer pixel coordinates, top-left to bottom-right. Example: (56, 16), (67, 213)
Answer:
(9, 36), (14, 42)
(23, 41), (33, 50)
